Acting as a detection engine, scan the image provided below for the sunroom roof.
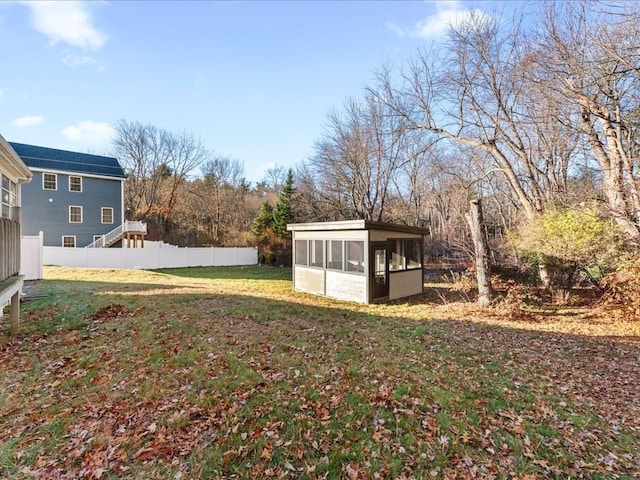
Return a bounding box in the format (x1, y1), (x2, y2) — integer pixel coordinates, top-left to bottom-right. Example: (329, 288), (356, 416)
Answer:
(287, 220), (429, 235)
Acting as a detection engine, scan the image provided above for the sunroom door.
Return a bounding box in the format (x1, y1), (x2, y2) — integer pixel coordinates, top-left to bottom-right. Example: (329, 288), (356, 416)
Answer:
(370, 242), (389, 302)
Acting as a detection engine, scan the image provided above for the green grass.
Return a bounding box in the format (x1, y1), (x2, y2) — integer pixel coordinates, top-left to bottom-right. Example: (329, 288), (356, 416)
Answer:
(1, 265), (639, 478)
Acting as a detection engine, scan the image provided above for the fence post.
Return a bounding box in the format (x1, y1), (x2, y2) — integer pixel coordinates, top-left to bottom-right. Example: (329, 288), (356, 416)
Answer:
(38, 231), (44, 279)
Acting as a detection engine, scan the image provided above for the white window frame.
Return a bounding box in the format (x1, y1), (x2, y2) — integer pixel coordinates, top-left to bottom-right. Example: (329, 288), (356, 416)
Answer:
(101, 207), (114, 224)
(1, 174), (16, 219)
(62, 235), (76, 247)
(69, 205), (83, 223)
(43, 173), (57, 191)
(69, 176), (82, 192)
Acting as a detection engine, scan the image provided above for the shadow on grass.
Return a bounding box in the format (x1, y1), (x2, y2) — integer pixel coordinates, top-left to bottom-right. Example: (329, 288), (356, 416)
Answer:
(152, 265), (291, 282)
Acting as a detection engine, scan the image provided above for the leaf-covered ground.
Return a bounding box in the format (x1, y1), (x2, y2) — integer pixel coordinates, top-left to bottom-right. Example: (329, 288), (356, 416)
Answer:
(1, 266), (638, 479)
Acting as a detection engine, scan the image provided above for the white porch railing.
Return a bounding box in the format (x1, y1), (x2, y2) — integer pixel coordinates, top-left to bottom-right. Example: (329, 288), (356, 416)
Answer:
(85, 221), (147, 248)
(1, 217), (21, 281)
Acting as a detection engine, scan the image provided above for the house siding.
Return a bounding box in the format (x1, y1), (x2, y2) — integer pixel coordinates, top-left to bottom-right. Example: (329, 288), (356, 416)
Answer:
(22, 170), (123, 247)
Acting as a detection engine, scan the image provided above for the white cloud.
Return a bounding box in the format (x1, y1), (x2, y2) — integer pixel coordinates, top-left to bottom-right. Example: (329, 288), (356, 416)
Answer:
(61, 51), (97, 67)
(10, 115), (44, 128)
(23, 1), (106, 50)
(62, 121), (114, 144)
(388, 1), (490, 39)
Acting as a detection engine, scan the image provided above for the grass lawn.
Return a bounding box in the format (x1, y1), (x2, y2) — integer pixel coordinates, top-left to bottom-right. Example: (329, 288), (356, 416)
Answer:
(1, 266), (639, 479)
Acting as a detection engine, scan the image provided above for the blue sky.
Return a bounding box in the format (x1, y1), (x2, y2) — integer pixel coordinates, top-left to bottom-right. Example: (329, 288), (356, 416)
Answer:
(0, 1), (518, 183)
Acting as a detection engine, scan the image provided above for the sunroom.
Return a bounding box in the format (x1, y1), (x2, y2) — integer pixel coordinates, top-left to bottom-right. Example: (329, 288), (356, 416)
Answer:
(287, 220), (428, 304)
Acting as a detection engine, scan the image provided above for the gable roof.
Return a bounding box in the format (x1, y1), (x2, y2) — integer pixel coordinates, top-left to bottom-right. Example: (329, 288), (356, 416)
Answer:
(9, 142), (126, 179)
(0, 135), (32, 182)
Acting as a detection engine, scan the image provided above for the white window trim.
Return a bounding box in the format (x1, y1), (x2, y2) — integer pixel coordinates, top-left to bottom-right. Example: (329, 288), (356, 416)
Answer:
(62, 235), (76, 247)
(93, 235), (102, 243)
(1, 174), (17, 219)
(1, 175), (11, 206)
(69, 205), (83, 223)
(69, 175), (83, 192)
(43, 173), (57, 191)
(101, 207), (114, 224)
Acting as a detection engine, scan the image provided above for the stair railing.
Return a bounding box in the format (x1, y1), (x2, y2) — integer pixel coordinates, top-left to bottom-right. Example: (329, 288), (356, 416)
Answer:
(85, 221), (147, 248)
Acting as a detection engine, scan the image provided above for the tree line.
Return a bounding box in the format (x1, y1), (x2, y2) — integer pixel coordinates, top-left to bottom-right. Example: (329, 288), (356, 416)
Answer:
(113, 1), (639, 301)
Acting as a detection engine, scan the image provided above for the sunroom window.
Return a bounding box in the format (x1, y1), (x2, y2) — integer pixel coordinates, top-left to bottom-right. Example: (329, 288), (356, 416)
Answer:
(389, 239), (422, 271)
(345, 241), (365, 273)
(327, 240), (343, 270)
(295, 240), (308, 265)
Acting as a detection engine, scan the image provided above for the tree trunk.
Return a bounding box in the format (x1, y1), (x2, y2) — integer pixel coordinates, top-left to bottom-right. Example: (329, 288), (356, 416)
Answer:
(538, 263), (551, 288)
(465, 198), (493, 307)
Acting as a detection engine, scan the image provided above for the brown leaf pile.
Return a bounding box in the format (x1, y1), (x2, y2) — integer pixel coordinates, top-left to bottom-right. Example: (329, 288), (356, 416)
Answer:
(86, 304), (133, 323)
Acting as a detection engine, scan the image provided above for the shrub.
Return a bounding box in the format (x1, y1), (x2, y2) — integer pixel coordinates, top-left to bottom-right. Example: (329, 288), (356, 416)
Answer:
(508, 204), (624, 303)
(600, 257), (640, 317)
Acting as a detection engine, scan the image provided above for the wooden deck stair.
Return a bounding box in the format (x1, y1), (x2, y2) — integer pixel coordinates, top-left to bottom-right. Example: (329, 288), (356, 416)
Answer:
(85, 221), (147, 248)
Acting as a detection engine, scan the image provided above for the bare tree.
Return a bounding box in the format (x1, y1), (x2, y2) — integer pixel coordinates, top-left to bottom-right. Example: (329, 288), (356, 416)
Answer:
(372, 10), (577, 222)
(262, 164), (287, 192)
(368, 9), (591, 285)
(113, 120), (167, 220)
(294, 161), (332, 222)
(538, 1), (640, 240)
(465, 198), (493, 306)
(163, 130), (208, 225)
(307, 94), (411, 221)
(113, 120), (207, 236)
(197, 157), (249, 244)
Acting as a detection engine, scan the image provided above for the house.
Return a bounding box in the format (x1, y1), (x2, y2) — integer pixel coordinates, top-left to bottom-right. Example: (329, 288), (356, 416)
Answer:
(287, 220), (429, 304)
(10, 142), (145, 248)
(0, 135), (33, 334)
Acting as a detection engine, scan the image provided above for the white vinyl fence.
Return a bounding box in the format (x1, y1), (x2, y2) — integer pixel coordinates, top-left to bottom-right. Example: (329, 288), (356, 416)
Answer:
(43, 246), (258, 270)
(21, 232), (44, 280)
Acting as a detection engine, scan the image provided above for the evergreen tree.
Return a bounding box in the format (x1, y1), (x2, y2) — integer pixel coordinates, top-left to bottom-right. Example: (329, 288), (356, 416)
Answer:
(251, 201), (274, 239)
(273, 169), (296, 237)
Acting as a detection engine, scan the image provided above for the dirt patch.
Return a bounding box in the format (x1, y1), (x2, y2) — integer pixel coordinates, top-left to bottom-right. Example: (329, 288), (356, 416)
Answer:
(192, 298), (270, 338)
(217, 315), (270, 339)
(86, 304), (133, 323)
(21, 280), (45, 298)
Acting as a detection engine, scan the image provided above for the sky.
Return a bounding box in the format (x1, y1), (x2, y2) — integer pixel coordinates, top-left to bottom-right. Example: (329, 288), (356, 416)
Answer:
(0, 0), (520, 183)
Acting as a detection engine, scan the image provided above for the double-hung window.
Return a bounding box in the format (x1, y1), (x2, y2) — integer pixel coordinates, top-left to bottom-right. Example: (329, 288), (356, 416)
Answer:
(1, 174), (15, 219)
(69, 205), (83, 223)
(101, 207), (114, 224)
(69, 176), (82, 192)
(62, 236), (76, 247)
(43, 173), (57, 190)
